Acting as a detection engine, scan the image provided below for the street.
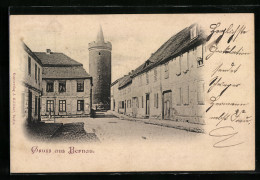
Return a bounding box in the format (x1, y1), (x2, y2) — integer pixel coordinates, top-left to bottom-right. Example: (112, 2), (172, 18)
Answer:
(55, 111), (203, 143)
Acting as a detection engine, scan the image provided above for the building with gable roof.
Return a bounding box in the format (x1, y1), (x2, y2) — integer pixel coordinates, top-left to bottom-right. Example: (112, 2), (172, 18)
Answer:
(33, 49), (92, 119)
(111, 24), (207, 124)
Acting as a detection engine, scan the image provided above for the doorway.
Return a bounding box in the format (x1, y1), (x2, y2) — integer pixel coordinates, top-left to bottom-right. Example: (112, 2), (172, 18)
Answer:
(28, 90), (32, 123)
(163, 90), (172, 120)
(146, 94), (150, 117)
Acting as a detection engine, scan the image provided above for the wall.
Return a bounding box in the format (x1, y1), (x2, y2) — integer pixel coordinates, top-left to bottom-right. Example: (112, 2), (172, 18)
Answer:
(21, 45), (42, 123)
(41, 78), (92, 117)
(89, 46), (111, 108)
(22, 49), (43, 92)
(112, 44), (206, 124)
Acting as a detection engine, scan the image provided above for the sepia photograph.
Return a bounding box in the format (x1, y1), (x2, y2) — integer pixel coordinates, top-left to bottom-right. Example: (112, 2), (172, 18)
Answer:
(10, 14), (255, 172)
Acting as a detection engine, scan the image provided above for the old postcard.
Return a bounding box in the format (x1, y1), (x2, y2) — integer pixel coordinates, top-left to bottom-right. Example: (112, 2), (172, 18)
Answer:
(10, 14), (255, 172)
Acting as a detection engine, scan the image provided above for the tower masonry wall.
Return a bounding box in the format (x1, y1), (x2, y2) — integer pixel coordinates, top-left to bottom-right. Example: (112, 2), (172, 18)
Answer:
(89, 42), (112, 109)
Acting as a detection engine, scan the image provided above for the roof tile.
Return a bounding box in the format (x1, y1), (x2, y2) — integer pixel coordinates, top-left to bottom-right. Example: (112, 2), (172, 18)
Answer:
(42, 66), (91, 79)
(34, 52), (82, 66)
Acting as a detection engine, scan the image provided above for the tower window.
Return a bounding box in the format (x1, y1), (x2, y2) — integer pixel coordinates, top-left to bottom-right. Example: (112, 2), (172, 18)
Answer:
(99, 52), (101, 55)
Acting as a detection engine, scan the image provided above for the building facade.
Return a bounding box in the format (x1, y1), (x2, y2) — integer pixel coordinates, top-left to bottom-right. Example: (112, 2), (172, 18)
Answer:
(89, 26), (112, 110)
(21, 42), (43, 123)
(111, 24), (207, 125)
(33, 50), (92, 119)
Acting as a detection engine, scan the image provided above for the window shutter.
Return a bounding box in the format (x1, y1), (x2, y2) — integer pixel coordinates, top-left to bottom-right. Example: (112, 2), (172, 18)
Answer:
(197, 81), (205, 105)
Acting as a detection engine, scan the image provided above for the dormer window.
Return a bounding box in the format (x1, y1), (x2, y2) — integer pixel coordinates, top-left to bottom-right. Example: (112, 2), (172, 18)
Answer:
(190, 25), (198, 40)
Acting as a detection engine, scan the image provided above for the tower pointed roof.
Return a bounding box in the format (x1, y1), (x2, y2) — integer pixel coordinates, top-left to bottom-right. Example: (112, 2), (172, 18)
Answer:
(96, 25), (105, 43)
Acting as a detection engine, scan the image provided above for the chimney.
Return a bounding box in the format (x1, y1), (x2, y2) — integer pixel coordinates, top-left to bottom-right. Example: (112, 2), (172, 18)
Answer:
(46, 49), (51, 54)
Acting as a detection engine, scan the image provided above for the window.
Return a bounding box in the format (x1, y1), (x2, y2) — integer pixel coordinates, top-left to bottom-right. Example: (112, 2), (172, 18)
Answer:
(46, 82), (54, 92)
(59, 100), (66, 112)
(46, 100), (54, 112)
(176, 56), (182, 75)
(154, 93), (159, 108)
(77, 80), (84, 92)
(77, 100), (84, 111)
(197, 82), (205, 105)
(183, 86), (189, 105)
(154, 68), (157, 82)
(190, 25), (198, 40)
(132, 97), (139, 108)
(177, 88), (182, 106)
(197, 45), (204, 67)
(28, 56), (31, 75)
(146, 72), (149, 84)
(35, 96), (38, 115)
(197, 57), (203, 67)
(118, 101), (125, 109)
(185, 52), (189, 71)
(179, 56), (182, 73)
(38, 67), (40, 83)
(35, 64), (37, 83)
(164, 63), (169, 79)
(59, 81), (66, 92)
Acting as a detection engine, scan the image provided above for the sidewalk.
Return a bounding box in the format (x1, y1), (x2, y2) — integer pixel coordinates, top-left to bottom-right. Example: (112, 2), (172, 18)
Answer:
(108, 110), (205, 133)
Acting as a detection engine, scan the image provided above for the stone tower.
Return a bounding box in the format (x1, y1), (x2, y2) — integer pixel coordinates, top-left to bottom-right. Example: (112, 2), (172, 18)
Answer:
(89, 26), (112, 110)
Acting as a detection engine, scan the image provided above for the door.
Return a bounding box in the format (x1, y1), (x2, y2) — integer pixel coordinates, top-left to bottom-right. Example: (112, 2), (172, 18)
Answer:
(28, 91), (32, 123)
(146, 94), (150, 116)
(163, 91), (172, 120)
(38, 97), (41, 121)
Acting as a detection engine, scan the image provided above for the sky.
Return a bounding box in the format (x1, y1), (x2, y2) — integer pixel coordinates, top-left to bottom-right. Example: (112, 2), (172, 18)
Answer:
(12, 14), (214, 81)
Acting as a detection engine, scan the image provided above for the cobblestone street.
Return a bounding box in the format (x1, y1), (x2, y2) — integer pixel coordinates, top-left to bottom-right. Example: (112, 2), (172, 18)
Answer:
(51, 122), (99, 142)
